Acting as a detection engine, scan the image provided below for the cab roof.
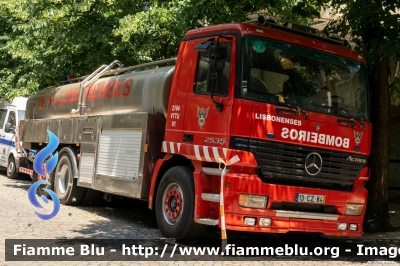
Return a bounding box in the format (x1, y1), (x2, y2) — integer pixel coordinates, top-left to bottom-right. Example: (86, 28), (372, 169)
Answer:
(0, 97), (27, 110)
(184, 23), (365, 64)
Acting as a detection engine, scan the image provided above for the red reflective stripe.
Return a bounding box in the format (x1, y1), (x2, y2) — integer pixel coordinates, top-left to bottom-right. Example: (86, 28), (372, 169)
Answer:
(162, 142), (227, 162)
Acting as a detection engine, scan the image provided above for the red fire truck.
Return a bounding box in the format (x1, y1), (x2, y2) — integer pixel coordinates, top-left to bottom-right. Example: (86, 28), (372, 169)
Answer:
(19, 16), (370, 239)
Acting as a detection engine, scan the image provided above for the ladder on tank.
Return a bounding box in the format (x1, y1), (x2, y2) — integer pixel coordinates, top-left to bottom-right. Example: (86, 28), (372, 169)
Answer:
(71, 60), (124, 115)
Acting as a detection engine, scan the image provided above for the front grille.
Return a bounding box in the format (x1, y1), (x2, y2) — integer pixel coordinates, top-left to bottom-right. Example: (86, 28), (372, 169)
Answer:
(271, 202), (335, 214)
(230, 137), (367, 190)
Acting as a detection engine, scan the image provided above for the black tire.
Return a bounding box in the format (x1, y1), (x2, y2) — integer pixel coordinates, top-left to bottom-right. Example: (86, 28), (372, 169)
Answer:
(54, 151), (87, 205)
(155, 166), (207, 239)
(6, 156), (18, 179)
(82, 189), (103, 206)
(32, 171), (54, 198)
(32, 171), (38, 182)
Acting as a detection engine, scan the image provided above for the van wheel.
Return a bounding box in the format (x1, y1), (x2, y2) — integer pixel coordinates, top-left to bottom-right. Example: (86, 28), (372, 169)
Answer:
(155, 166), (207, 239)
(54, 151), (86, 205)
(7, 156), (18, 179)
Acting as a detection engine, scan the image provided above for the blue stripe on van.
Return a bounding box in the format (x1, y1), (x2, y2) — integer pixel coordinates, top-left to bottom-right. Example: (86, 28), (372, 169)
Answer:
(0, 138), (15, 147)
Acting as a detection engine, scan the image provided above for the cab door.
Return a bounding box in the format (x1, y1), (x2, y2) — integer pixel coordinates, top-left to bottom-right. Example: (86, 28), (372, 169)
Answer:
(4, 110), (17, 157)
(0, 109), (9, 166)
(182, 36), (236, 150)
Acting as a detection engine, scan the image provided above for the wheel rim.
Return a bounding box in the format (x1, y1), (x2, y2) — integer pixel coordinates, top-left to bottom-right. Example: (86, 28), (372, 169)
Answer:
(58, 164), (70, 194)
(7, 160), (14, 175)
(162, 182), (184, 225)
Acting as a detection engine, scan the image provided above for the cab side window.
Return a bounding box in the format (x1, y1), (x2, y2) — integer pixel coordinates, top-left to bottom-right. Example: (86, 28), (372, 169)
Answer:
(18, 110), (25, 122)
(194, 42), (232, 96)
(0, 110), (7, 129)
(7, 111), (16, 127)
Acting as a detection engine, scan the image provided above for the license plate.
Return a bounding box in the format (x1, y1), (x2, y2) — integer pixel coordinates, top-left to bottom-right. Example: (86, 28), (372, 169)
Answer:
(296, 193), (326, 203)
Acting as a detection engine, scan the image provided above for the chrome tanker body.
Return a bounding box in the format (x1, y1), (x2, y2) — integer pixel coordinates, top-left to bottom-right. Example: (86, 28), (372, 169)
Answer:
(25, 66), (174, 120)
(19, 61), (175, 200)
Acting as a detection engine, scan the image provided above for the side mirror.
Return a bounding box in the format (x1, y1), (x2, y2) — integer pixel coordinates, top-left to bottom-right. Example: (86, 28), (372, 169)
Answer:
(208, 45), (227, 60)
(4, 123), (12, 133)
(209, 59), (225, 75)
(207, 59), (225, 91)
(207, 59), (226, 112)
(194, 39), (214, 53)
(194, 40), (227, 60)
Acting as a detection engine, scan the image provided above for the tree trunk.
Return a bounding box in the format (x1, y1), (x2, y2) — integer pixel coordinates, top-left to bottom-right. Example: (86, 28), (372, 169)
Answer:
(159, 40), (171, 60)
(363, 54), (392, 232)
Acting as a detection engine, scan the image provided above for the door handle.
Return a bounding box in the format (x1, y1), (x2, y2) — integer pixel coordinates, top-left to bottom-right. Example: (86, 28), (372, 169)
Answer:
(183, 134), (194, 143)
(275, 107), (297, 115)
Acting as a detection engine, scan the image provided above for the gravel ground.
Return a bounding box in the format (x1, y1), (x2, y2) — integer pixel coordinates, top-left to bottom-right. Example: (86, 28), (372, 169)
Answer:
(1, 170), (399, 266)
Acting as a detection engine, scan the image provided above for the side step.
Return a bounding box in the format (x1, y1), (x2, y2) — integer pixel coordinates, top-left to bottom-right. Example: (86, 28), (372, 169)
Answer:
(197, 218), (219, 226)
(201, 193), (220, 202)
(198, 168), (222, 226)
(202, 167), (223, 176)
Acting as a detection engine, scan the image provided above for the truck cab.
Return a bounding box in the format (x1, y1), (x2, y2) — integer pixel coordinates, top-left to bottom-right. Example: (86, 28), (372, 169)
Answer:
(160, 20), (370, 237)
(0, 97), (27, 179)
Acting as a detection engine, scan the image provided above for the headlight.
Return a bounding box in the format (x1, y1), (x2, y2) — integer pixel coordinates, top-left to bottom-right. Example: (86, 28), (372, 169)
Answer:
(338, 223), (347, 230)
(238, 194), (268, 209)
(345, 204), (364, 216)
(243, 217), (256, 226)
(259, 218), (272, 227)
(349, 224), (358, 231)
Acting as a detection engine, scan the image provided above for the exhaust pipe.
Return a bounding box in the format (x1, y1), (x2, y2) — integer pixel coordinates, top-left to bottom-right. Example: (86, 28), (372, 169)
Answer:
(257, 15), (276, 25)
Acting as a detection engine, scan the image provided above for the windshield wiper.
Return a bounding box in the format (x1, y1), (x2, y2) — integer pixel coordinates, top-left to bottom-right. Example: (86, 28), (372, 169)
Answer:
(296, 106), (309, 119)
(276, 101), (309, 119)
(315, 105), (365, 129)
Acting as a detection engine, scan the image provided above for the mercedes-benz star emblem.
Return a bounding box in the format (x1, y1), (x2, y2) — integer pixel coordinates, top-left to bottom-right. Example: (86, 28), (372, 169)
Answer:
(304, 152), (323, 176)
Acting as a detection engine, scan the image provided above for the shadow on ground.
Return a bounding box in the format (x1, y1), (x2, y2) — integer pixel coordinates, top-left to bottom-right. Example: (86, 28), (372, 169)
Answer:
(3, 168), (400, 254)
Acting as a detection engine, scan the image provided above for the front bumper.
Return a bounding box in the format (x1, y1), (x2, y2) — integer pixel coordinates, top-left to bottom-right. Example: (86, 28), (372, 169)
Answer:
(222, 172), (368, 236)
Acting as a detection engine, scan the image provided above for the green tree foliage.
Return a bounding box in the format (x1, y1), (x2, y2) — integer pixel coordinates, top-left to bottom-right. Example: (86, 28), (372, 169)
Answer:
(0, 0), (142, 97)
(327, 0), (400, 232)
(0, 0), (323, 98)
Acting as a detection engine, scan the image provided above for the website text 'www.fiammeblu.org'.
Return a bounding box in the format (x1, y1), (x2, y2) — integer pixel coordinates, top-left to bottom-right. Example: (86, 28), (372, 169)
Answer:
(7, 241), (400, 261)
(120, 244), (400, 259)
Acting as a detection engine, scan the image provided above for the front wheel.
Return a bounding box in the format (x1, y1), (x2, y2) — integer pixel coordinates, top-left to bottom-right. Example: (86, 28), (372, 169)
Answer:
(7, 156), (18, 179)
(155, 166), (207, 239)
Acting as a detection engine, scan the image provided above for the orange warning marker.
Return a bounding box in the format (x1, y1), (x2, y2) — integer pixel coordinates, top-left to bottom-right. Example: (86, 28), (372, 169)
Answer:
(218, 155), (240, 252)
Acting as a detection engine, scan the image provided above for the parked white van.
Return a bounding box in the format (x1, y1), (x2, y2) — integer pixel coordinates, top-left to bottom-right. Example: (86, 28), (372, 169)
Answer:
(0, 97), (27, 178)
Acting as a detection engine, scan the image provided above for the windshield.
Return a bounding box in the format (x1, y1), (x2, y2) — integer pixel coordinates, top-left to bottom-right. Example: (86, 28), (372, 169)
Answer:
(18, 110), (25, 122)
(241, 36), (369, 121)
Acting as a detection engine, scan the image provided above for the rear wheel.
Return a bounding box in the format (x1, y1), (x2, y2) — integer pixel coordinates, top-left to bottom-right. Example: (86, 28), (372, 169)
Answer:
(54, 150), (86, 205)
(82, 189), (103, 206)
(155, 166), (207, 239)
(7, 156), (18, 179)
